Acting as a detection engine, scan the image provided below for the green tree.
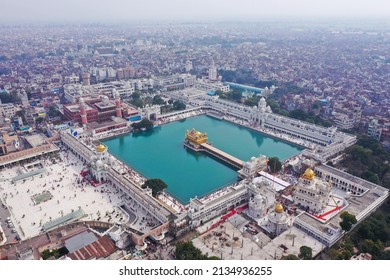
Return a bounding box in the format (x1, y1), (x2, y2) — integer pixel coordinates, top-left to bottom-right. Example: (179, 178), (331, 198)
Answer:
(340, 211), (357, 231)
(361, 171), (380, 184)
(281, 254), (300, 260)
(360, 239), (384, 257)
(35, 116), (45, 124)
(0, 92), (20, 103)
(175, 241), (208, 260)
(230, 90), (242, 102)
(47, 105), (60, 118)
(131, 91), (141, 100)
(289, 109), (308, 121)
(131, 98), (144, 108)
(142, 178), (168, 197)
(268, 157), (282, 173)
(326, 248), (341, 259)
(298, 246), (313, 260)
(214, 89), (223, 96)
(173, 100), (186, 111)
(131, 118), (153, 131)
(152, 95), (165, 105)
(382, 172), (390, 188)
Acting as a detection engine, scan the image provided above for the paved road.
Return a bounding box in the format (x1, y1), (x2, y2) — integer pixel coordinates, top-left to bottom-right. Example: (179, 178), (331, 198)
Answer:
(0, 198), (20, 244)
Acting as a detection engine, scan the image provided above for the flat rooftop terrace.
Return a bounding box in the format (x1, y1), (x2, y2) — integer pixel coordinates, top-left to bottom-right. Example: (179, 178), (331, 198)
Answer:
(1, 150), (128, 240)
(192, 216), (323, 260)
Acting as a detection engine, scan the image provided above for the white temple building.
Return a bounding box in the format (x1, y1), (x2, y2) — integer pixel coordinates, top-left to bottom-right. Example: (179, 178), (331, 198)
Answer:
(247, 177), (276, 220)
(293, 168), (332, 214)
(89, 143), (114, 183)
(261, 203), (290, 236)
(238, 154), (268, 179)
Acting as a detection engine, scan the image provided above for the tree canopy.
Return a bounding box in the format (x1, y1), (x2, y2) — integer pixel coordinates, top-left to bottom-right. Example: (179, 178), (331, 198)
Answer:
(216, 89), (242, 103)
(0, 92), (20, 104)
(267, 157), (282, 173)
(175, 241), (218, 260)
(152, 95), (165, 105)
(330, 143), (390, 260)
(338, 135), (390, 186)
(142, 178), (168, 197)
(298, 246), (313, 260)
(281, 254), (300, 260)
(47, 105), (60, 118)
(131, 118), (153, 131)
(339, 211), (357, 231)
(172, 100), (186, 111)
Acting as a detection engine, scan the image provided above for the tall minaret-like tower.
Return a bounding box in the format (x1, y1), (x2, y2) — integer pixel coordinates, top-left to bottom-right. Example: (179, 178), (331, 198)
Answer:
(79, 97), (88, 127)
(20, 89), (29, 108)
(82, 73), (90, 86)
(113, 89), (122, 118)
(208, 59), (217, 81)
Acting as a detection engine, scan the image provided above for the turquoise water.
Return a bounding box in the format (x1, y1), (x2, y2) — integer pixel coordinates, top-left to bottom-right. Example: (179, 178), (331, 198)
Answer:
(103, 115), (303, 203)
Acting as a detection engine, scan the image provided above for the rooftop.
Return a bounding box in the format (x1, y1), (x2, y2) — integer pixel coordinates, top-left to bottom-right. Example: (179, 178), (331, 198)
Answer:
(24, 134), (47, 147)
(64, 231), (98, 253)
(67, 235), (117, 260)
(94, 101), (116, 110)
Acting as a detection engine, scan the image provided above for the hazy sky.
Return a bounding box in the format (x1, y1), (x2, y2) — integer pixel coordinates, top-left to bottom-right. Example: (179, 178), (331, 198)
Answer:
(2, 0), (390, 23)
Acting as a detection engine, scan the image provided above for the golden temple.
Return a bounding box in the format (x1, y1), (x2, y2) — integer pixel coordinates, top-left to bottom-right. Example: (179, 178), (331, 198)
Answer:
(185, 128), (208, 145)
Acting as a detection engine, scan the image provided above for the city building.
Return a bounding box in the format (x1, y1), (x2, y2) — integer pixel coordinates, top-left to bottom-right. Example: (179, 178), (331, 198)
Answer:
(238, 155), (268, 178)
(208, 59), (218, 81)
(0, 131), (20, 155)
(261, 204), (290, 236)
(194, 80), (230, 93)
(185, 60), (193, 72)
(247, 177), (276, 220)
(90, 144), (112, 183)
(199, 95), (356, 162)
(0, 103), (17, 119)
(63, 93), (132, 126)
(82, 73), (91, 86)
(293, 168), (332, 213)
(367, 119), (382, 141)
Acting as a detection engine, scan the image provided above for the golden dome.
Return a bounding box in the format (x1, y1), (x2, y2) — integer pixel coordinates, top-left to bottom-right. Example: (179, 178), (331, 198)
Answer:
(303, 168), (315, 180)
(96, 144), (106, 153)
(275, 203), (284, 213)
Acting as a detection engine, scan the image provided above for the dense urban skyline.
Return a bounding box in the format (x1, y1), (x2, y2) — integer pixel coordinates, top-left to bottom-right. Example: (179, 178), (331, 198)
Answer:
(1, 0), (390, 263)
(2, 0), (390, 23)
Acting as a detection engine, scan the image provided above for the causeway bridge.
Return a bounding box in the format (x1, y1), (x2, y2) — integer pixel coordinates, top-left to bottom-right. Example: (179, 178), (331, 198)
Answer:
(184, 129), (243, 169)
(199, 142), (243, 169)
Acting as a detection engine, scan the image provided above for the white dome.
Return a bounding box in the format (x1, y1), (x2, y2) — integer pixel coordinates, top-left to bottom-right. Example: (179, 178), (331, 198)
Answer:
(254, 193), (263, 203)
(96, 160), (103, 168)
(102, 96), (109, 104)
